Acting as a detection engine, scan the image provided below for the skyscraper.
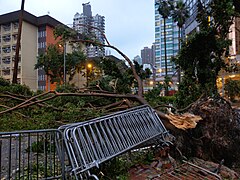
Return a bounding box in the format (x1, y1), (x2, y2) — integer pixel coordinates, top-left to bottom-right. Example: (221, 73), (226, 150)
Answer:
(73, 3), (105, 57)
(154, 0), (179, 82)
(141, 47), (153, 65)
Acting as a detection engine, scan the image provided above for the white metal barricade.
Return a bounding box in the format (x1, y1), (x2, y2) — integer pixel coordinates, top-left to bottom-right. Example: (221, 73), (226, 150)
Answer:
(59, 105), (172, 179)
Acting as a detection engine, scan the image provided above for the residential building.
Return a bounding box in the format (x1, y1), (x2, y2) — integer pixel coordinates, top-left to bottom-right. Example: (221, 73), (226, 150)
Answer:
(73, 2), (105, 57)
(141, 46), (153, 65)
(0, 10), (63, 91)
(154, 0), (179, 83)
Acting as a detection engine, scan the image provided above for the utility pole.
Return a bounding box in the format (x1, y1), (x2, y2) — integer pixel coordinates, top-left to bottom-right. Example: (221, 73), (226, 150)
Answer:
(12, 0), (25, 84)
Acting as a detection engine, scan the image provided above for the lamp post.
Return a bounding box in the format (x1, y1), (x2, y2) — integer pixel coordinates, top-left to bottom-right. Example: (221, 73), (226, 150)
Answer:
(86, 63), (92, 87)
(63, 42), (66, 84)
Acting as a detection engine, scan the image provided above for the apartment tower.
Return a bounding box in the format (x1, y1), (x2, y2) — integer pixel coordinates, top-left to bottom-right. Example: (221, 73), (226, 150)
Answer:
(73, 2), (105, 57)
(0, 10), (63, 91)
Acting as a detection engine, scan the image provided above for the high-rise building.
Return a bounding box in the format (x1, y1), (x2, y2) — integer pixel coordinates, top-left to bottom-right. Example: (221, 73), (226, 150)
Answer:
(141, 47), (153, 65)
(0, 10), (63, 91)
(73, 2), (105, 57)
(154, 0), (179, 82)
(183, 0), (211, 35)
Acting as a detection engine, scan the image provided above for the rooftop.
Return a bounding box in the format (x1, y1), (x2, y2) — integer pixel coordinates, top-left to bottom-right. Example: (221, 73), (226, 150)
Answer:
(0, 10), (63, 27)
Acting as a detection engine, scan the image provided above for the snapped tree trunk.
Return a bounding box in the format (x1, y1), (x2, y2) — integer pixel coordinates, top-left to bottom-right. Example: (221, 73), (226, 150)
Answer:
(12, 0), (25, 84)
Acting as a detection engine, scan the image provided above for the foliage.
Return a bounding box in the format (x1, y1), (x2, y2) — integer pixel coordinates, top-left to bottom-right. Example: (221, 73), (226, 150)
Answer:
(175, 77), (202, 109)
(174, 0), (236, 107)
(35, 44), (86, 83)
(145, 84), (176, 108)
(97, 150), (154, 180)
(133, 61), (152, 80)
(53, 24), (78, 41)
(0, 77), (32, 96)
(172, 0), (189, 28)
(224, 79), (240, 101)
(0, 77), (10, 86)
(156, 0), (174, 19)
(89, 58), (151, 94)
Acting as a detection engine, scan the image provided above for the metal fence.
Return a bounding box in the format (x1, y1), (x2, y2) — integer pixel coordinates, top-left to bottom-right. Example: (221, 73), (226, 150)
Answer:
(59, 105), (172, 179)
(0, 105), (173, 180)
(0, 129), (65, 180)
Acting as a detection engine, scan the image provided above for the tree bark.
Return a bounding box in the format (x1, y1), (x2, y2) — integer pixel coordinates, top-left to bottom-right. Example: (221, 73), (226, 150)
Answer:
(12, 0), (25, 84)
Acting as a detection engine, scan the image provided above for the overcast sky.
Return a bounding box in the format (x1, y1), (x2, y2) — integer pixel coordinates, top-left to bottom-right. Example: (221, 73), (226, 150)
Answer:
(0, 0), (155, 59)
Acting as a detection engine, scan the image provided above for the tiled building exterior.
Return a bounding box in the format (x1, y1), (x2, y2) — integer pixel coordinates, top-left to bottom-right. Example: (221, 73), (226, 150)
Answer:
(0, 10), (63, 91)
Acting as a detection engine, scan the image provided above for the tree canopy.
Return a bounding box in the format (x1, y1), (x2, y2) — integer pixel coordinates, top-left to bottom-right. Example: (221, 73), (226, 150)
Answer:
(35, 44), (86, 83)
(174, 0), (237, 107)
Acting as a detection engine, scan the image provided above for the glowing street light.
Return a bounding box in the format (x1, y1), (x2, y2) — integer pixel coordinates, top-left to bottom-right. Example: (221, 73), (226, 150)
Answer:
(87, 63), (92, 69)
(86, 63), (92, 87)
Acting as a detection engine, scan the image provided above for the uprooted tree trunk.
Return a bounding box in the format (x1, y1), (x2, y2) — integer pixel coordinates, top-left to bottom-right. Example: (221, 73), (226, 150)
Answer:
(172, 96), (240, 168)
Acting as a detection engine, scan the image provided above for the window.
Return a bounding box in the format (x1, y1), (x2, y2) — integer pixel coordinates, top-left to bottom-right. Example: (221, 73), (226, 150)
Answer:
(2, 56), (11, 64)
(38, 74), (45, 81)
(38, 42), (46, 48)
(38, 31), (46, 38)
(155, 27), (160, 32)
(38, 85), (46, 91)
(2, 35), (11, 42)
(2, 46), (11, 53)
(155, 33), (160, 38)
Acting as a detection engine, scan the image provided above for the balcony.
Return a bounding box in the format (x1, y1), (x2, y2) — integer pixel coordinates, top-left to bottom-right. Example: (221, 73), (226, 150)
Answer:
(2, 57), (11, 64)
(2, 35), (11, 44)
(12, 34), (18, 42)
(12, 22), (19, 33)
(2, 46), (11, 54)
(2, 24), (11, 33)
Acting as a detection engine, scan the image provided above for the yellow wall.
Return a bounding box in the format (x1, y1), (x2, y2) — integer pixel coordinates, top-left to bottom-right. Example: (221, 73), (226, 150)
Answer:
(21, 21), (38, 91)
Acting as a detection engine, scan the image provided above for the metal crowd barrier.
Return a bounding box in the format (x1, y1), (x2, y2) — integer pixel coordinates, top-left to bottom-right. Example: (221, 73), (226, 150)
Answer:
(0, 105), (173, 180)
(0, 129), (65, 180)
(59, 105), (172, 179)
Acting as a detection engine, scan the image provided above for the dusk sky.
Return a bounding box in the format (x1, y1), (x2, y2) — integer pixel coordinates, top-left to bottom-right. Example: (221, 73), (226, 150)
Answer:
(0, 0), (155, 59)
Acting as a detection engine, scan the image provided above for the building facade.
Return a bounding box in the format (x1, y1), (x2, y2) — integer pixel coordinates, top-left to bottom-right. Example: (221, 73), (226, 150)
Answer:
(73, 2), (105, 57)
(154, 0), (179, 83)
(141, 46), (154, 65)
(0, 10), (63, 91)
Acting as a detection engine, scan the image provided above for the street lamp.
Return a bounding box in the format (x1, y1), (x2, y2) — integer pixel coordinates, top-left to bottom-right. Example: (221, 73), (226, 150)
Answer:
(86, 63), (92, 87)
(63, 42), (66, 84)
(58, 42), (67, 84)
